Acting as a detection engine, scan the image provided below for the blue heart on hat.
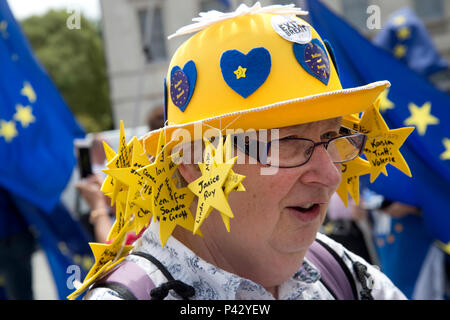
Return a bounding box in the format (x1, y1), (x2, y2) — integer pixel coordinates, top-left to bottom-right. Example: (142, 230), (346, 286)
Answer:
(220, 47), (271, 99)
(293, 39), (330, 85)
(170, 60), (197, 112)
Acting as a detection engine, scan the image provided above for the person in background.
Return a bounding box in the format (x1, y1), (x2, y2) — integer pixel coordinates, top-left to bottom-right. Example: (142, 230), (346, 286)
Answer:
(323, 193), (378, 266)
(146, 105), (165, 131)
(367, 193), (447, 299)
(0, 186), (36, 300)
(77, 108), (166, 244)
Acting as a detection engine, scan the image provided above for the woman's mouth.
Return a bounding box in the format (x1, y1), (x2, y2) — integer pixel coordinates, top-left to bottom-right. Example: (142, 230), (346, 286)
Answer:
(286, 203), (321, 223)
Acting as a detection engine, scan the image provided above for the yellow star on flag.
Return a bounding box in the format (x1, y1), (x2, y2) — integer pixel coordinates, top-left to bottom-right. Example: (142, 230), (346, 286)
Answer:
(67, 219), (134, 300)
(234, 65), (247, 79)
(404, 101), (439, 136)
(188, 138), (235, 235)
(20, 81), (36, 103)
(0, 120), (18, 142)
(14, 104), (35, 128)
(393, 44), (407, 58)
(440, 138), (450, 160)
(336, 157), (371, 207)
(396, 27), (410, 40)
(377, 89), (395, 113)
(360, 105), (414, 182)
(393, 15), (406, 26)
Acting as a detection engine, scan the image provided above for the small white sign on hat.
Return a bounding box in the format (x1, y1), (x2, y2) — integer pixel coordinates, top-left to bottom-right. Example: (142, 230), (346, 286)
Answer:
(271, 15), (312, 44)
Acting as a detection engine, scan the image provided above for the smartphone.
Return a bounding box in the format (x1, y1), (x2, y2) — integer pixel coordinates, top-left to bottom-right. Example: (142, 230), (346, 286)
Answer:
(75, 138), (93, 178)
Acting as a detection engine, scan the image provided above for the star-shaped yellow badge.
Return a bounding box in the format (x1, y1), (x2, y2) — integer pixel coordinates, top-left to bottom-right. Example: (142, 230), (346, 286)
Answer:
(67, 219), (134, 300)
(336, 157), (371, 206)
(104, 137), (153, 236)
(136, 130), (197, 246)
(188, 137), (235, 235)
(360, 105), (414, 182)
(105, 121), (133, 206)
(100, 140), (118, 195)
(202, 136), (245, 232)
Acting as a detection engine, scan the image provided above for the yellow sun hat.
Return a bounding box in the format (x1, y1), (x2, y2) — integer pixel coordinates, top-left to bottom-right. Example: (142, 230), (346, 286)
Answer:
(142, 3), (389, 155)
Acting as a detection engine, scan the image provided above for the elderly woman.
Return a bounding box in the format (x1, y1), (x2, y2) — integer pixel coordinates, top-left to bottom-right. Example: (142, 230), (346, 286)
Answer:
(78, 3), (406, 300)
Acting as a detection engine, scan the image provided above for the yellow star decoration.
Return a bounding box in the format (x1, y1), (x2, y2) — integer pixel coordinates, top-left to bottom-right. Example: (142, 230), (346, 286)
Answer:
(67, 219), (134, 300)
(105, 202), (128, 242)
(20, 81), (36, 103)
(377, 88), (394, 113)
(202, 136), (245, 232)
(14, 104), (35, 128)
(137, 130), (197, 247)
(404, 102), (439, 136)
(104, 137), (153, 237)
(105, 121), (133, 206)
(396, 27), (410, 40)
(440, 138), (450, 160)
(359, 104), (414, 182)
(137, 129), (178, 221)
(188, 137), (237, 235)
(234, 65), (247, 79)
(336, 157), (371, 207)
(0, 120), (18, 142)
(100, 141), (117, 195)
(393, 44), (407, 58)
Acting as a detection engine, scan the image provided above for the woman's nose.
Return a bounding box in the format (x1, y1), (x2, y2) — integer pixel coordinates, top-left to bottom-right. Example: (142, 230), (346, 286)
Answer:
(300, 144), (342, 188)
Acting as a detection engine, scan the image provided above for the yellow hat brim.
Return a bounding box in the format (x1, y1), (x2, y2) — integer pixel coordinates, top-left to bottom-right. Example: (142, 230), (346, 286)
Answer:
(141, 80), (389, 156)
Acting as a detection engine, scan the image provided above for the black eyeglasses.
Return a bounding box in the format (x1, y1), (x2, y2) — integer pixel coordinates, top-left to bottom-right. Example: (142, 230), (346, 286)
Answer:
(233, 132), (367, 168)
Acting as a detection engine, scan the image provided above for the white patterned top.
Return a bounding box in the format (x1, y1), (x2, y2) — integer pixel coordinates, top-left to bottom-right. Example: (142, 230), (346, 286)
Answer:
(84, 221), (406, 300)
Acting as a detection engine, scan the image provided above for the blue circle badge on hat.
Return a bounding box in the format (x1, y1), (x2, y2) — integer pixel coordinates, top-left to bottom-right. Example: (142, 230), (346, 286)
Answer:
(170, 60), (197, 112)
(293, 39), (330, 85)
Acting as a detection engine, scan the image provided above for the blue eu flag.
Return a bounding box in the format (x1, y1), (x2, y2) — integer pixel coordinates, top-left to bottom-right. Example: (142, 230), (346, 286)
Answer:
(0, 0), (85, 212)
(0, 2), (93, 299)
(306, 0), (450, 244)
(373, 7), (448, 77)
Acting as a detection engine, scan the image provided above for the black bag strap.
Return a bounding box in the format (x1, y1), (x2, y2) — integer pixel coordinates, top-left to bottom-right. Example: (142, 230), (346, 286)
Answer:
(131, 251), (195, 300)
(306, 238), (358, 300)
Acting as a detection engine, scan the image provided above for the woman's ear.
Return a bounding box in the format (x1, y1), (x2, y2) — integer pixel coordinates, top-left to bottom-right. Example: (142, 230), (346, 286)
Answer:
(177, 163), (202, 184)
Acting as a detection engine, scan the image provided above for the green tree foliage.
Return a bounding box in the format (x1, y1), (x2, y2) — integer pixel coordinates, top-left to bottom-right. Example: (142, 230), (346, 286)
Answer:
(20, 10), (113, 132)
